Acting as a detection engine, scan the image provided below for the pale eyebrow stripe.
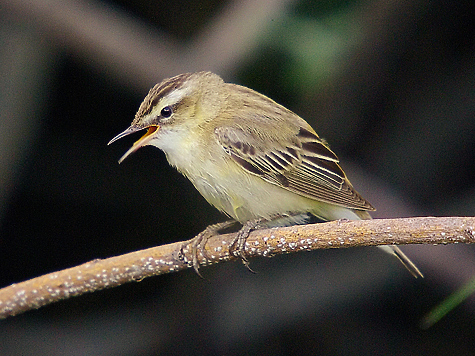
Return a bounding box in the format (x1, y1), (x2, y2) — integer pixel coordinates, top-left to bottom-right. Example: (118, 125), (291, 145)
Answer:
(136, 73), (192, 118)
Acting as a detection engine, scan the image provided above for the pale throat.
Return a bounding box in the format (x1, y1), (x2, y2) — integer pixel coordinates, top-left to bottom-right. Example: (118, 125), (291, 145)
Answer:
(150, 128), (204, 172)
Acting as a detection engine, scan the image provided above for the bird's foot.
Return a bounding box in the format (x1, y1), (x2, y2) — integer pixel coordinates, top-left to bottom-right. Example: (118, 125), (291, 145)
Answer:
(179, 220), (237, 277)
(229, 218), (265, 273)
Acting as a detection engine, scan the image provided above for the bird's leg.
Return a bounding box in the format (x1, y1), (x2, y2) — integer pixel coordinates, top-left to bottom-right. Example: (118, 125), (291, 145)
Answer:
(180, 220), (238, 277)
(229, 214), (315, 271)
(230, 218), (266, 272)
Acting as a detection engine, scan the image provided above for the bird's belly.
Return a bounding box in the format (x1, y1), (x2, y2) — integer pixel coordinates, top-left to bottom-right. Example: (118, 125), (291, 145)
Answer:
(178, 152), (365, 224)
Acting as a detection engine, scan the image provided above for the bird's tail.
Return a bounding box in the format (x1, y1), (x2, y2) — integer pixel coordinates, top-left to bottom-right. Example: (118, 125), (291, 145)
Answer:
(355, 210), (423, 278)
(378, 245), (423, 278)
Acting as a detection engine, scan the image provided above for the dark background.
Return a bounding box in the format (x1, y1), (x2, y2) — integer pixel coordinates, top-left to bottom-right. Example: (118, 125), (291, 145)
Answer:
(1, 0), (475, 354)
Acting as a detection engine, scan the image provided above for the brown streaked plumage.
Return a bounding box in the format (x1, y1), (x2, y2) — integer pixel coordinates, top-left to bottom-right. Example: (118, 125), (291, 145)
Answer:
(109, 71), (422, 278)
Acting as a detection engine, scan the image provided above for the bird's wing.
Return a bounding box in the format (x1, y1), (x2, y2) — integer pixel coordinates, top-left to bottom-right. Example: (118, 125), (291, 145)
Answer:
(215, 124), (374, 210)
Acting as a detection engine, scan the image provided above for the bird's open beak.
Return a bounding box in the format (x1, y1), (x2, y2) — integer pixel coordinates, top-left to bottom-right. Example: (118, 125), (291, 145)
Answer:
(108, 125), (160, 163)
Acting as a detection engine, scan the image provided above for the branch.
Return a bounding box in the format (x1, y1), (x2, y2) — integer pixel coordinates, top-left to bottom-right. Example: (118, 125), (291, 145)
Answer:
(1, 217), (474, 319)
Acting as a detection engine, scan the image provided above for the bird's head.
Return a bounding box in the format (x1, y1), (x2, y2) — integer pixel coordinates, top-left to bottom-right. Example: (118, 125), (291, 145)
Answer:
(108, 71), (225, 163)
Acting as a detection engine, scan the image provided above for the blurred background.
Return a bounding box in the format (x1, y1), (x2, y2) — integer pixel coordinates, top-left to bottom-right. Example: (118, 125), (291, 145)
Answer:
(1, 0), (475, 354)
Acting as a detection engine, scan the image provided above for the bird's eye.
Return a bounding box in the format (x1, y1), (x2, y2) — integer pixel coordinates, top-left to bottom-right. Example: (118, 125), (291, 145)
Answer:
(160, 106), (173, 118)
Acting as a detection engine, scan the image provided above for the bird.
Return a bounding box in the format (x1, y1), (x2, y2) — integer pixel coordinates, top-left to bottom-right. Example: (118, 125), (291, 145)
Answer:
(109, 71), (423, 278)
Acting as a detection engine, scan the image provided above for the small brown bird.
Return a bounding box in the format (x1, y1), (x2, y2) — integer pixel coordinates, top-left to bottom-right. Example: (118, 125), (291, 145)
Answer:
(109, 71), (422, 278)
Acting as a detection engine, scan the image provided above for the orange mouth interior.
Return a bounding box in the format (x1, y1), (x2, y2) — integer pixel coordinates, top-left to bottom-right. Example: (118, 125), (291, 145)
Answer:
(135, 125), (159, 145)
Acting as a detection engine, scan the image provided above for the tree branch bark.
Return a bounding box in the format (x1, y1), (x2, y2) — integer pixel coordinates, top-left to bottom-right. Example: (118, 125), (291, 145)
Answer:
(1, 216), (474, 319)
